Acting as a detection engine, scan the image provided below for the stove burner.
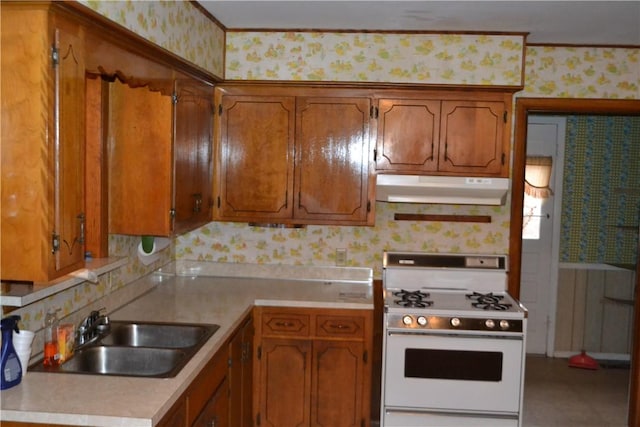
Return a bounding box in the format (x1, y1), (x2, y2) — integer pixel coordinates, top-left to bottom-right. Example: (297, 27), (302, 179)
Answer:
(393, 289), (433, 308)
(466, 292), (512, 311)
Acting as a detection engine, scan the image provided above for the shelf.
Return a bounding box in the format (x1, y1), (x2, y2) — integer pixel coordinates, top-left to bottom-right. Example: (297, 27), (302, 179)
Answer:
(0, 257), (128, 308)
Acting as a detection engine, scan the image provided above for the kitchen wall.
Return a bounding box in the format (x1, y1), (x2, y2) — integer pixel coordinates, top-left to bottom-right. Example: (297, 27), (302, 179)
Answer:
(175, 35), (639, 279)
(8, 2), (639, 338)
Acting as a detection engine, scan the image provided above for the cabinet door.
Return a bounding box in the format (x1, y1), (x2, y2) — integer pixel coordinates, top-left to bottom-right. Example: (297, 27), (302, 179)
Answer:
(311, 340), (365, 427)
(259, 338), (312, 427)
(439, 100), (507, 176)
(192, 376), (229, 427)
(217, 95), (295, 221)
(375, 98), (440, 172)
(1, 8), (87, 282)
(173, 80), (214, 235)
(295, 97), (372, 224)
(157, 397), (187, 427)
(52, 19), (86, 275)
(108, 81), (173, 235)
(230, 316), (254, 427)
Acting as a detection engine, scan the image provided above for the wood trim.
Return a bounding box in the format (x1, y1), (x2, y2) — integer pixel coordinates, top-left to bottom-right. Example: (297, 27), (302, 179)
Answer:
(225, 28), (529, 37)
(394, 214), (491, 223)
(509, 97), (640, 427)
(526, 42), (640, 49)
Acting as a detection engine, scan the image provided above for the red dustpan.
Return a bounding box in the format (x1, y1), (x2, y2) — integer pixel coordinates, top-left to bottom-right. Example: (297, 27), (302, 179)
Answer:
(568, 350), (599, 370)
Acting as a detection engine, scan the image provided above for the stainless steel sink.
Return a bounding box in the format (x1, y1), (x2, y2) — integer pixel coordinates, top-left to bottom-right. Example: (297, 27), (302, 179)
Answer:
(31, 321), (219, 378)
(57, 346), (188, 377)
(100, 321), (217, 348)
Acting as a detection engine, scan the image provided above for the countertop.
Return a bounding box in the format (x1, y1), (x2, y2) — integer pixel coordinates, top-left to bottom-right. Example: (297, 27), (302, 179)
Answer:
(0, 263), (373, 426)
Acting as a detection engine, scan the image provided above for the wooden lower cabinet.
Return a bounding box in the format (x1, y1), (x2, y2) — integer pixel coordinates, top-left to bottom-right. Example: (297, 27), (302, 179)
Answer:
(229, 316), (255, 427)
(158, 312), (254, 427)
(312, 340), (365, 427)
(192, 376), (229, 427)
(255, 307), (373, 427)
(259, 338), (313, 426)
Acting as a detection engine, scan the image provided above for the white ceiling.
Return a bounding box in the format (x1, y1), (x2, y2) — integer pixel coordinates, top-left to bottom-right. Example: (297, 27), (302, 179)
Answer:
(199, 1), (640, 46)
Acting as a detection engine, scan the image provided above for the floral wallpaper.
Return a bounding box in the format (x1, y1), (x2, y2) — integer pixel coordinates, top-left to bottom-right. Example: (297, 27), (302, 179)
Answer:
(78, 0), (225, 78)
(522, 46), (639, 98)
(225, 32), (525, 86)
(176, 202), (510, 279)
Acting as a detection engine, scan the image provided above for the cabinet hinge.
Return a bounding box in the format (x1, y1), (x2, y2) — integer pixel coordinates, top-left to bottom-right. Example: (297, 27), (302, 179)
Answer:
(218, 104), (223, 116)
(52, 233), (60, 254)
(169, 208), (176, 219)
(363, 350), (368, 363)
(228, 357), (232, 367)
(373, 148), (377, 162)
(77, 213), (85, 244)
(367, 200), (371, 213)
(217, 196), (221, 209)
(51, 46), (59, 66)
(502, 153), (506, 165)
(171, 92), (179, 105)
(370, 106), (378, 119)
(504, 111), (508, 123)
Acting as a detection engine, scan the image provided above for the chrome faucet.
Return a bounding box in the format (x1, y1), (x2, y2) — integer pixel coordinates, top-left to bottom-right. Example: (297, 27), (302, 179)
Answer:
(76, 308), (110, 347)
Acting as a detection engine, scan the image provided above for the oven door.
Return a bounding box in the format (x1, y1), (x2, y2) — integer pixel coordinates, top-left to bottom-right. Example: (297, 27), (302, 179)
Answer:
(384, 331), (524, 414)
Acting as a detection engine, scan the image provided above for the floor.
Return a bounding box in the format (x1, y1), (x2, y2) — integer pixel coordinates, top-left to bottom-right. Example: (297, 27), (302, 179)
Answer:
(523, 355), (630, 426)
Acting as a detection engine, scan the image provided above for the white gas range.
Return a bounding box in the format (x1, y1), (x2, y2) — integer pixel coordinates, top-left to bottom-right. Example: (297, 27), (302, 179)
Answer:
(381, 252), (528, 427)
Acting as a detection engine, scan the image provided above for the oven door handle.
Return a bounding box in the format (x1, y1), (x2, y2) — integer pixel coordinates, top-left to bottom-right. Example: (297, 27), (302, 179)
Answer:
(387, 330), (524, 340)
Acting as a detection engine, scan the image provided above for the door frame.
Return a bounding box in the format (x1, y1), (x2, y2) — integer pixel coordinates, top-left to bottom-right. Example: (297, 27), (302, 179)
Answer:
(522, 115), (566, 356)
(508, 97), (640, 426)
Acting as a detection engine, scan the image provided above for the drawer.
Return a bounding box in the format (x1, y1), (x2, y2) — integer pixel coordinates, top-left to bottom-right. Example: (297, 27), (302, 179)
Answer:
(262, 312), (310, 337)
(316, 315), (365, 339)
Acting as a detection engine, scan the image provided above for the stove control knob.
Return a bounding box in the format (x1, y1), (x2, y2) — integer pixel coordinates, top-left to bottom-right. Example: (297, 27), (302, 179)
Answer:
(417, 316), (428, 326)
(500, 320), (510, 330)
(402, 315), (413, 326)
(450, 317), (461, 327)
(485, 319), (496, 329)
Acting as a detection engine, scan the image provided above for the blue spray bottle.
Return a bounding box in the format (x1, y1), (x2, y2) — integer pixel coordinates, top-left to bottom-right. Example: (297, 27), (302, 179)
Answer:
(1, 315), (23, 390)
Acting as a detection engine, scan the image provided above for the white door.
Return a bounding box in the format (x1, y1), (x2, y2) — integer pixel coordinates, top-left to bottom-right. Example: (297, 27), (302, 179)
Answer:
(520, 116), (566, 355)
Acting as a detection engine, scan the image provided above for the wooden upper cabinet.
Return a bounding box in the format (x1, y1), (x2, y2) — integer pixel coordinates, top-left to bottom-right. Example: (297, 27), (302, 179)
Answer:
(439, 100), (506, 175)
(1, 4), (86, 282)
(108, 80), (173, 236)
(109, 79), (214, 237)
(375, 92), (511, 177)
(173, 80), (214, 235)
(375, 98), (440, 172)
(215, 86), (374, 226)
(295, 97), (372, 223)
(216, 94), (296, 221)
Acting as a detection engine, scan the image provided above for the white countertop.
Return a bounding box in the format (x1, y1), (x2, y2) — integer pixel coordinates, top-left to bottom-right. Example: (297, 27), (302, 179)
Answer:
(0, 265), (373, 426)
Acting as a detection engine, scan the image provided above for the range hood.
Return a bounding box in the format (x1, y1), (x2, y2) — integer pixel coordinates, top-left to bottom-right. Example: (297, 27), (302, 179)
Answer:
(375, 175), (510, 205)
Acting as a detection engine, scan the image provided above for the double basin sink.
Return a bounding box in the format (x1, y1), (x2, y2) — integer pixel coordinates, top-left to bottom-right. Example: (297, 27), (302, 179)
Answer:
(32, 321), (219, 378)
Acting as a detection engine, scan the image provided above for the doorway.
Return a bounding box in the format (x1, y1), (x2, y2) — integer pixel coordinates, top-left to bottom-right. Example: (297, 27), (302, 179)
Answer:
(520, 116), (565, 356)
(509, 98), (640, 426)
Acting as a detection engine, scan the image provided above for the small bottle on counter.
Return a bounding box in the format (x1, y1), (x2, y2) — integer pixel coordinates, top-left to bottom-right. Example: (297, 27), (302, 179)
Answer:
(43, 309), (60, 367)
(1, 315), (22, 389)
